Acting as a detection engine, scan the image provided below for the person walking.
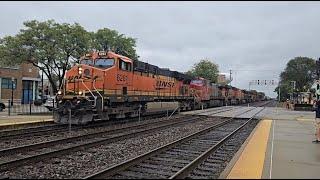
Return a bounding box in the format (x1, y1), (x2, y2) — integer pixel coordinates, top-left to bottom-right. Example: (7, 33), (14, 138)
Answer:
(313, 100), (320, 143)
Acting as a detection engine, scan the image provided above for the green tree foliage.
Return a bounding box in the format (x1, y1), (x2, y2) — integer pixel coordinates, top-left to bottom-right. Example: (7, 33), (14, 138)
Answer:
(91, 28), (138, 60)
(0, 20), (138, 93)
(275, 57), (316, 101)
(187, 59), (219, 83)
(0, 20), (90, 93)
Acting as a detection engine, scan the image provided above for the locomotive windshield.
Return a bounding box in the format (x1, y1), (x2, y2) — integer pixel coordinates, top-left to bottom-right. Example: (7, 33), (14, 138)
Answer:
(80, 59), (94, 66)
(95, 58), (115, 69)
(191, 80), (204, 86)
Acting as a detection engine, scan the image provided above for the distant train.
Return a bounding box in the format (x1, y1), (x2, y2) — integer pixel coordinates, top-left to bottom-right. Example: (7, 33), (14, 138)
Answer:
(54, 51), (265, 124)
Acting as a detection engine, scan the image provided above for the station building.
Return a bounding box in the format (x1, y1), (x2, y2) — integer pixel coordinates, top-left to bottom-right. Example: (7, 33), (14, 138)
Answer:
(0, 63), (40, 104)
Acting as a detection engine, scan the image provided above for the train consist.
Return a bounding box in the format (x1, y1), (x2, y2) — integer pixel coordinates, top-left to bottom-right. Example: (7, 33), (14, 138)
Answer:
(54, 51), (265, 124)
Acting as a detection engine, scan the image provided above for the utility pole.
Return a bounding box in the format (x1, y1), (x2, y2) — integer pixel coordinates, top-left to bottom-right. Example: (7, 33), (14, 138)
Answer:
(291, 81), (296, 103)
(279, 86), (281, 102)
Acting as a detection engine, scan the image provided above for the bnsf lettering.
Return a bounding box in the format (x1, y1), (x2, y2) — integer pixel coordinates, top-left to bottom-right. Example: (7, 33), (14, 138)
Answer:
(117, 74), (128, 82)
(156, 80), (175, 88)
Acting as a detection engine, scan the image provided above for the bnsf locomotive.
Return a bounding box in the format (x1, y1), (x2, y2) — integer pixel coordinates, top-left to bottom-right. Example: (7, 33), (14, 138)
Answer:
(54, 51), (265, 124)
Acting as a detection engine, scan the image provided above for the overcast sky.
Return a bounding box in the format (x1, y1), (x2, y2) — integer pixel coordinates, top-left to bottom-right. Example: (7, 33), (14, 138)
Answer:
(1, 1), (320, 98)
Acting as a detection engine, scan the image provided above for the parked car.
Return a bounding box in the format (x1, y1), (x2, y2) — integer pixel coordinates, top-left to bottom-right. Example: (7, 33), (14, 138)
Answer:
(0, 102), (5, 112)
(43, 96), (56, 111)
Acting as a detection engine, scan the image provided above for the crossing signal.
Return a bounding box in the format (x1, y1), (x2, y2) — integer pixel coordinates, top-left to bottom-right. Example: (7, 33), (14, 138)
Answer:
(257, 80), (260, 85)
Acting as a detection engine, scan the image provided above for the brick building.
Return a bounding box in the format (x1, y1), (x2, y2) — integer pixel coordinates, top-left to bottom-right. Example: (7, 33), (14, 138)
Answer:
(0, 63), (40, 104)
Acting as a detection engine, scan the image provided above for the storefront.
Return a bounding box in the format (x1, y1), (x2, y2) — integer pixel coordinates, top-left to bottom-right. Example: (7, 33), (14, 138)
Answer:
(0, 63), (40, 104)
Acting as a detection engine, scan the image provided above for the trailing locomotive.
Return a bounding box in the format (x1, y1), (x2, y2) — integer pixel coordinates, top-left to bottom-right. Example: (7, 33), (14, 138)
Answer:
(54, 51), (265, 124)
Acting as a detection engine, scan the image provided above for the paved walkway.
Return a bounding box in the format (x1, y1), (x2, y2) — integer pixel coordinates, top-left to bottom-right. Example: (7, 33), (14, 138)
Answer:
(225, 107), (319, 179)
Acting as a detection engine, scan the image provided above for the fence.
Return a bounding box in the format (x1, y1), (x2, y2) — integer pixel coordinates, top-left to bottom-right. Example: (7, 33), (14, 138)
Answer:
(5, 99), (55, 116)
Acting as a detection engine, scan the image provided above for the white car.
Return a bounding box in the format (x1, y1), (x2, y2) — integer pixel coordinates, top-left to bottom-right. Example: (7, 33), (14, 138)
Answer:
(43, 96), (56, 111)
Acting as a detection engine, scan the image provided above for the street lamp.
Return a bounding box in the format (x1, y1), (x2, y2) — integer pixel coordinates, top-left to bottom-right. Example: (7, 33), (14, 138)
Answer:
(11, 77), (14, 107)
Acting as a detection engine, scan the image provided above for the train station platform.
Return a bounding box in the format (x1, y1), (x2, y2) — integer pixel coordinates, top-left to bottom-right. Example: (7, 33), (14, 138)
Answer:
(221, 107), (319, 179)
(0, 112), (53, 130)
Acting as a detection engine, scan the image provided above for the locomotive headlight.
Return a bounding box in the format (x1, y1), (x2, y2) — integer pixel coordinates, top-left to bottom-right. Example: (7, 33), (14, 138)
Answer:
(57, 90), (62, 95)
(78, 91), (83, 95)
(78, 67), (83, 75)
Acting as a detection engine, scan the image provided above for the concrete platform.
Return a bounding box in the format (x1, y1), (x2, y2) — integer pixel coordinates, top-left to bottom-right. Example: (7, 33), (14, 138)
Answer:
(222, 107), (319, 179)
(0, 112), (53, 130)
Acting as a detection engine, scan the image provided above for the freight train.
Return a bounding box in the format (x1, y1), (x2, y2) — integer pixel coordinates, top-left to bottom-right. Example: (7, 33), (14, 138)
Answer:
(54, 51), (265, 124)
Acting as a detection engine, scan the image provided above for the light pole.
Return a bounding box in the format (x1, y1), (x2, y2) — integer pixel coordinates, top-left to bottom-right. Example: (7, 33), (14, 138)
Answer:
(11, 77), (14, 107)
(290, 81), (296, 102)
(278, 80), (281, 103)
(41, 70), (44, 101)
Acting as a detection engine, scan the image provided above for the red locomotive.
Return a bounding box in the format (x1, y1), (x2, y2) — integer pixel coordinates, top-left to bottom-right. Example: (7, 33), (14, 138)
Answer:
(54, 51), (265, 124)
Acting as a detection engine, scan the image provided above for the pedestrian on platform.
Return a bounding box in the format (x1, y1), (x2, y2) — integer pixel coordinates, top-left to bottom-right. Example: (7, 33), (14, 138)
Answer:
(286, 99), (290, 109)
(313, 100), (320, 143)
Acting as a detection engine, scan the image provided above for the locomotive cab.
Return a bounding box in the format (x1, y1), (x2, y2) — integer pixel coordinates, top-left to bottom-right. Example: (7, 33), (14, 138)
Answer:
(55, 51), (133, 124)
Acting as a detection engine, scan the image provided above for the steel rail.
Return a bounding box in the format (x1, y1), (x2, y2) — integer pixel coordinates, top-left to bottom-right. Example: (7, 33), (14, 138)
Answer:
(0, 115), (189, 156)
(0, 106), (239, 157)
(84, 105), (266, 179)
(0, 113), (173, 140)
(169, 107), (265, 179)
(0, 115), (212, 172)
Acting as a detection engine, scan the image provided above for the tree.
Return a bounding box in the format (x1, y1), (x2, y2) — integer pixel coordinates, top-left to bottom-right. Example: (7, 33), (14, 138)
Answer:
(274, 57), (316, 101)
(0, 20), (139, 94)
(0, 20), (90, 93)
(91, 28), (138, 60)
(187, 59), (219, 83)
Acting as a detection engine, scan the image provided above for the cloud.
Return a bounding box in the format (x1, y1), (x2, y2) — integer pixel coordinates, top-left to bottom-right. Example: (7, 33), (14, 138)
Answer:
(1, 1), (320, 97)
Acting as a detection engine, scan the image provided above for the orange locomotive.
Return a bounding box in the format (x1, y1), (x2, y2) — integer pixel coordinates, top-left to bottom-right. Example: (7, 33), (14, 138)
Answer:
(55, 51), (195, 124)
(54, 51), (265, 124)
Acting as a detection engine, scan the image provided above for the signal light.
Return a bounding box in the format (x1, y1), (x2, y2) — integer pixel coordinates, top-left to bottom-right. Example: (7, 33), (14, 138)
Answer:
(257, 80), (260, 85)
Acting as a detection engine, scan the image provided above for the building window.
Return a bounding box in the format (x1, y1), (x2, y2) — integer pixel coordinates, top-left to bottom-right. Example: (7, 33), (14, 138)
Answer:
(1, 78), (17, 89)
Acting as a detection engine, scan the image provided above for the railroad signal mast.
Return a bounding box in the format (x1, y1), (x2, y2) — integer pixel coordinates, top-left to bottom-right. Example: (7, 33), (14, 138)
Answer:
(249, 79), (277, 90)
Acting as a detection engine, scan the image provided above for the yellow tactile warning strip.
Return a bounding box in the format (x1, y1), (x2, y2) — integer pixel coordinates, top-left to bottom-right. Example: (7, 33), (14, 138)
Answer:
(296, 118), (314, 122)
(227, 119), (272, 179)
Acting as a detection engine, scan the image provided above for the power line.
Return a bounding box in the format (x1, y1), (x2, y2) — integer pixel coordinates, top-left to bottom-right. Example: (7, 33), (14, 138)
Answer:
(231, 69), (282, 72)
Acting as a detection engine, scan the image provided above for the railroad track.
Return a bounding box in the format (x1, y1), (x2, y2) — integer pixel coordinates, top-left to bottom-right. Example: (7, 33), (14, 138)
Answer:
(0, 100), (272, 141)
(84, 106), (265, 179)
(0, 105), (254, 175)
(0, 105), (239, 141)
(0, 104), (268, 178)
(0, 105), (241, 144)
(0, 114), (228, 172)
(0, 113), (180, 141)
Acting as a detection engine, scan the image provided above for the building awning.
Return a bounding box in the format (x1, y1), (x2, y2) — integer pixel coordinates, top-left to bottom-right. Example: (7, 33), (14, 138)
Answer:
(22, 77), (41, 81)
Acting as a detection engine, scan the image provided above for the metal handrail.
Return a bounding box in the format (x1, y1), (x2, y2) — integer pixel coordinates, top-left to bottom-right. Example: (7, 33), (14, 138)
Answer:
(92, 80), (104, 111)
(80, 79), (97, 107)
